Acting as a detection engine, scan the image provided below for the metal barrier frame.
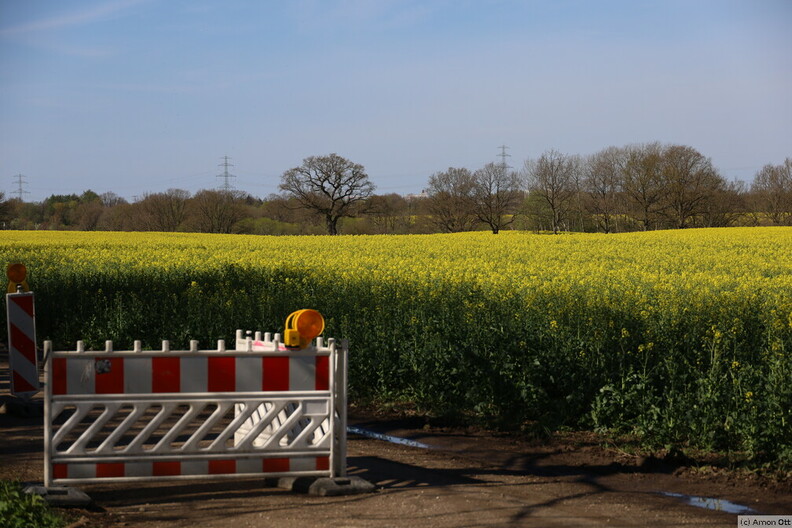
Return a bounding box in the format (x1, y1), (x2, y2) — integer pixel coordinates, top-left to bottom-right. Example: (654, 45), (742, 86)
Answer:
(43, 332), (348, 487)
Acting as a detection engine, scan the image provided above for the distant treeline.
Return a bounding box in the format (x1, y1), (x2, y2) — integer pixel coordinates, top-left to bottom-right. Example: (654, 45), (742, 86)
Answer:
(1, 143), (790, 234)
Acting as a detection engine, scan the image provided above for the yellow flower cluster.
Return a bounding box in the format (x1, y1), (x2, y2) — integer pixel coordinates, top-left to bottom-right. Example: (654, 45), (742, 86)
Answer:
(2, 227), (791, 321)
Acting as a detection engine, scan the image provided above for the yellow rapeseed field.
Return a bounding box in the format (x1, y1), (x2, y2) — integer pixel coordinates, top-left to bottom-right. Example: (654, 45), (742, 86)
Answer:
(3, 227), (791, 307)
(1, 227), (790, 463)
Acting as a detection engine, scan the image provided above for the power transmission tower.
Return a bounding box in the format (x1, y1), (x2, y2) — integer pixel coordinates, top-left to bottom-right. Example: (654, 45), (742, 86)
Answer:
(497, 145), (511, 171)
(12, 174), (30, 201)
(217, 156), (236, 192)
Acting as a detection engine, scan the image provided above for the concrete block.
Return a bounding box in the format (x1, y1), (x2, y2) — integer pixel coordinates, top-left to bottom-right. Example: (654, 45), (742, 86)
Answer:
(24, 485), (92, 508)
(308, 476), (376, 497)
(277, 476), (376, 496)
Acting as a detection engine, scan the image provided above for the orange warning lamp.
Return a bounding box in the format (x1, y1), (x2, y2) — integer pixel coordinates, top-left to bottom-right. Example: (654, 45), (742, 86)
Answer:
(6, 263), (30, 293)
(284, 309), (325, 349)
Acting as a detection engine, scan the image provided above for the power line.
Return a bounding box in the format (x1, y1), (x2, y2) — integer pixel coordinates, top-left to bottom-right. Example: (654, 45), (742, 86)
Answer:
(12, 174), (30, 201)
(497, 145), (511, 170)
(217, 155), (236, 191)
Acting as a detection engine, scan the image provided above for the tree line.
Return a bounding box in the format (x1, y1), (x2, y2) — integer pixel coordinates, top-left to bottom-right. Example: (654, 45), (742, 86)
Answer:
(1, 143), (790, 235)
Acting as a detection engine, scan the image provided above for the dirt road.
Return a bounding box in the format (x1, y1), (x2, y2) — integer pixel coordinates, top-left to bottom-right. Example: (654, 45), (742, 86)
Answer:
(2, 399), (790, 528)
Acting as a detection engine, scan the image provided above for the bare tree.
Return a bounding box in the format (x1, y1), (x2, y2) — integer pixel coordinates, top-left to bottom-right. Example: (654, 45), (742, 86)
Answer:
(750, 158), (792, 225)
(280, 153), (374, 235)
(525, 149), (580, 234)
(470, 162), (523, 234)
(425, 167), (477, 233)
(366, 193), (412, 234)
(621, 143), (666, 230)
(139, 189), (190, 231)
(98, 202), (136, 231)
(189, 190), (246, 234)
(701, 179), (746, 227)
(100, 192), (127, 208)
(75, 201), (104, 231)
(262, 194), (300, 224)
(583, 146), (624, 233)
(662, 145), (725, 228)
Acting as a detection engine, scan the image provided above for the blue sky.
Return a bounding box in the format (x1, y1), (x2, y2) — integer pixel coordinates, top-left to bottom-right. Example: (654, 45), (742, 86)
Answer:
(1, 0), (790, 202)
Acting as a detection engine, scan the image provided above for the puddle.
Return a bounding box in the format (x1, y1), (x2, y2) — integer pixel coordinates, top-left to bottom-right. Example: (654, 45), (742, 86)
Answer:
(348, 426), (432, 449)
(658, 491), (756, 515)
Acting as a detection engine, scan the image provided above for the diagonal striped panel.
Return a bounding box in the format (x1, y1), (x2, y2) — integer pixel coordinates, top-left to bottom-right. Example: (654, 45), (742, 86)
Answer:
(50, 398), (331, 458)
(6, 293), (39, 396)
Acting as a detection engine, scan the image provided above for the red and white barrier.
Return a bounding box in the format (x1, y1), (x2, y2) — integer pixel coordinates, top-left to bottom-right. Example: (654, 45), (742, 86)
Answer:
(51, 455), (331, 482)
(51, 349), (330, 395)
(43, 332), (347, 487)
(6, 292), (40, 397)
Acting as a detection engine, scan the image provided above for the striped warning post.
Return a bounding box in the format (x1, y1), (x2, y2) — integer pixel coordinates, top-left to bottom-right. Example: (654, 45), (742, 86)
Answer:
(6, 292), (39, 397)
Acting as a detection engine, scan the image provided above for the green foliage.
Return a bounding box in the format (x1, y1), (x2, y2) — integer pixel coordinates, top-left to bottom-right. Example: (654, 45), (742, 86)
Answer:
(0, 481), (64, 528)
(1, 228), (790, 467)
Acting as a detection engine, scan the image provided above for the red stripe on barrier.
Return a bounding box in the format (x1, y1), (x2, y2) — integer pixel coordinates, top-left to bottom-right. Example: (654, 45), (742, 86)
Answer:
(263, 458), (289, 473)
(9, 324), (36, 364)
(97, 463), (125, 478)
(95, 358), (125, 394)
(208, 459), (236, 475)
(153, 461), (181, 476)
(262, 357), (289, 391)
(52, 358), (67, 395)
(208, 357), (235, 392)
(12, 371), (36, 393)
(316, 456), (330, 471)
(53, 464), (68, 480)
(11, 294), (34, 318)
(152, 357), (180, 393)
(315, 356), (329, 391)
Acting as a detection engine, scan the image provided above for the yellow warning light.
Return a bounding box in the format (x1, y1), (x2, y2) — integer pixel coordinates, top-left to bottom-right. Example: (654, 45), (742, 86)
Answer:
(284, 309), (325, 349)
(7, 263), (26, 283)
(6, 263), (30, 293)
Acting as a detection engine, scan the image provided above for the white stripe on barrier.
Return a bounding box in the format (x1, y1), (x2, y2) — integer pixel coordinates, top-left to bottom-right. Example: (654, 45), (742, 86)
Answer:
(183, 356), (208, 393)
(236, 356), (261, 392)
(125, 357), (152, 393)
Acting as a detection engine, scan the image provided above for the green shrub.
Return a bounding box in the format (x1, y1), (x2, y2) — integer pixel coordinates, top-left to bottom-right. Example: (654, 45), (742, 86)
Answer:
(0, 481), (64, 528)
